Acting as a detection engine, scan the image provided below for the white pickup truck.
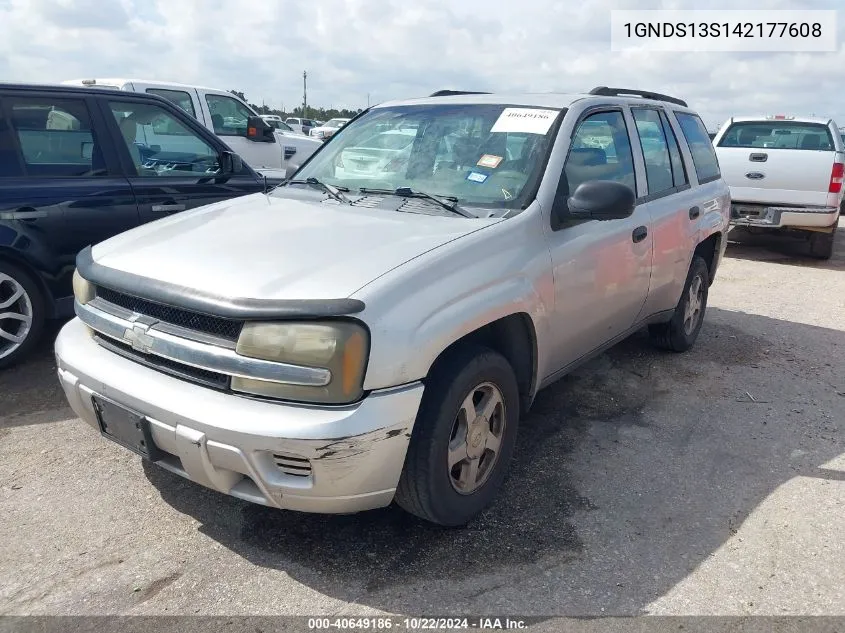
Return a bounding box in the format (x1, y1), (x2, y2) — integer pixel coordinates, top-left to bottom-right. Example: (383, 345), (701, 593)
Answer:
(62, 78), (322, 179)
(713, 115), (843, 259)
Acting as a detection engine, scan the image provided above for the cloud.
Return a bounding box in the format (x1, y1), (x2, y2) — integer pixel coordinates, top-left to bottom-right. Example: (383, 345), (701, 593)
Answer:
(0, 0), (843, 129)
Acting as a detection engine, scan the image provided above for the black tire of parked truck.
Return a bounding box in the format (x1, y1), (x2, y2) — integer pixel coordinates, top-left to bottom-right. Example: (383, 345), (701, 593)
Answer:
(649, 256), (710, 353)
(808, 226), (836, 260)
(0, 262), (46, 370)
(395, 344), (520, 526)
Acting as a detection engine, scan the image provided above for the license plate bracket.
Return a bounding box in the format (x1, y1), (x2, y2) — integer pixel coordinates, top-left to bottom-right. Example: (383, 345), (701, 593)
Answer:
(92, 395), (161, 461)
(732, 204), (765, 217)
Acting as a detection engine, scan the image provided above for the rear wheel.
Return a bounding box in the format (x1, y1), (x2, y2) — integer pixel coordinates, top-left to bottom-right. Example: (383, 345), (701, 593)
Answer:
(395, 345), (519, 526)
(649, 256), (709, 353)
(0, 263), (45, 369)
(808, 226), (836, 260)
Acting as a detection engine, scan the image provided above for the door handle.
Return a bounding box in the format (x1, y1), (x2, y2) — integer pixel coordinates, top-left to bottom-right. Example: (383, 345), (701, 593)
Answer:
(151, 204), (186, 213)
(632, 225), (648, 243)
(749, 152), (768, 162)
(689, 206), (701, 220)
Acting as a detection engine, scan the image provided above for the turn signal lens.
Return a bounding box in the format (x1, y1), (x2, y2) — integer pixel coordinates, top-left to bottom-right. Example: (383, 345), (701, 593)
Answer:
(72, 269), (94, 305)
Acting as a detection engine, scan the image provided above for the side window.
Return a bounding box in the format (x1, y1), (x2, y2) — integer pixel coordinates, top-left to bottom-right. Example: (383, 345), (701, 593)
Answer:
(205, 94), (252, 136)
(675, 112), (721, 183)
(108, 100), (223, 177)
(659, 110), (688, 188)
(632, 109), (673, 197)
(5, 96), (104, 177)
(145, 89), (196, 118)
(565, 110), (636, 195)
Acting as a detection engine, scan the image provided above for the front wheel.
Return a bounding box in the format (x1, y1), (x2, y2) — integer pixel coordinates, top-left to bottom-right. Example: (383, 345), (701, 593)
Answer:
(649, 256), (710, 353)
(395, 345), (520, 526)
(0, 263), (45, 369)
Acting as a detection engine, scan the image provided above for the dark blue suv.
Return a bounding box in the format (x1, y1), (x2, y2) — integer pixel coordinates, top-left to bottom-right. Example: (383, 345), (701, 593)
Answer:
(0, 83), (270, 367)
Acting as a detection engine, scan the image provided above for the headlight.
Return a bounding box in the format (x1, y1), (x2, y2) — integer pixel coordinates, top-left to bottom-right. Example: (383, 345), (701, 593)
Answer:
(72, 269), (94, 305)
(233, 321), (369, 404)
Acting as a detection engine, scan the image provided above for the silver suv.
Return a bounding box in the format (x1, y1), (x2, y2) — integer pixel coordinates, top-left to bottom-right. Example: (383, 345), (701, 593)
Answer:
(57, 87), (730, 526)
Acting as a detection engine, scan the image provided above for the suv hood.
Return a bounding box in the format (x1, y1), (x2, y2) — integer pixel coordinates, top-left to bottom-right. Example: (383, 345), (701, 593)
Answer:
(90, 193), (499, 302)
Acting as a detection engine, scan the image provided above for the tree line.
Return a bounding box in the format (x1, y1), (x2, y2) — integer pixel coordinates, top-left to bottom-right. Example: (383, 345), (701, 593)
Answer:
(230, 90), (362, 121)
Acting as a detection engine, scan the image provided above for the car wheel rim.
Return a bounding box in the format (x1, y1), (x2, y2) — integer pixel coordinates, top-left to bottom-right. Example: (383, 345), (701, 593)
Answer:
(447, 381), (506, 495)
(0, 273), (33, 360)
(683, 274), (703, 336)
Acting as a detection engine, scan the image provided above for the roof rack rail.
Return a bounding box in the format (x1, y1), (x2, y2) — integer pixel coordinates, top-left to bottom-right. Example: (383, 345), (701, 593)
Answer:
(429, 90), (491, 97)
(588, 86), (687, 107)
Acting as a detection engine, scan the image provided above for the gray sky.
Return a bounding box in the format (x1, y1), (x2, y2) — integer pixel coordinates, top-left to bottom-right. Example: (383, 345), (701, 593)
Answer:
(1, 0), (843, 131)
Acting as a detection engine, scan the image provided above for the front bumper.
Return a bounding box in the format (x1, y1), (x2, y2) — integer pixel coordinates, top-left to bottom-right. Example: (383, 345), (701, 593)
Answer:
(730, 204), (839, 230)
(55, 318), (424, 514)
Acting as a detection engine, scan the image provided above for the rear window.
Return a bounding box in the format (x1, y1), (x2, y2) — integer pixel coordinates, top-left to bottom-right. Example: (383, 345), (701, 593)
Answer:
(675, 112), (721, 183)
(717, 121), (834, 151)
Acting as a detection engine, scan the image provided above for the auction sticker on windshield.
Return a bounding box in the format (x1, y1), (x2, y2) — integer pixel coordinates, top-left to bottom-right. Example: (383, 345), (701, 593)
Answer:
(490, 108), (558, 134)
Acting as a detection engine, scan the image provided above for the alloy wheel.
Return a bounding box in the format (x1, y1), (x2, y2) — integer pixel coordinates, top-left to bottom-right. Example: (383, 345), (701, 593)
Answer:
(0, 272), (34, 360)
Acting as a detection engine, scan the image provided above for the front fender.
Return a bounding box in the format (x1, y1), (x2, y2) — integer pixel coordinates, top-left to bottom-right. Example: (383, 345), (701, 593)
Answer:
(355, 211), (554, 391)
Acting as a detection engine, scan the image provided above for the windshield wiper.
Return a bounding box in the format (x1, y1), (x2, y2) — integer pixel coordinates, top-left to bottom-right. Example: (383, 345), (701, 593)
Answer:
(359, 186), (475, 218)
(287, 177), (351, 204)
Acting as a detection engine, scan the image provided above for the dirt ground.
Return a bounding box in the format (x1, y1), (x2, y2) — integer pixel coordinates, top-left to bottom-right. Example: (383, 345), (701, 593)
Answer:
(1, 223), (843, 617)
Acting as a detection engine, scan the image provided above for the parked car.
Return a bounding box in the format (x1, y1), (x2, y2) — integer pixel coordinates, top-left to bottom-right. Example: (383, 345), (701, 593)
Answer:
(333, 129), (416, 179)
(57, 86), (730, 526)
(0, 82), (270, 368)
(713, 115), (843, 259)
(61, 79), (323, 178)
(285, 117), (317, 135)
(260, 114), (305, 136)
(310, 117), (351, 141)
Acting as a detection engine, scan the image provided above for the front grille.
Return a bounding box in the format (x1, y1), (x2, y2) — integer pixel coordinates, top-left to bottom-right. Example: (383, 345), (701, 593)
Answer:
(272, 453), (312, 477)
(96, 287), (243, 341)
(94, 335), (230, 390)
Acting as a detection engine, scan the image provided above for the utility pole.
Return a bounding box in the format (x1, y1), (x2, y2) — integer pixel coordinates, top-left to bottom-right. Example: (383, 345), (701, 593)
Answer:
(367, 93), (370, 108)
(303, 71), (307, 118)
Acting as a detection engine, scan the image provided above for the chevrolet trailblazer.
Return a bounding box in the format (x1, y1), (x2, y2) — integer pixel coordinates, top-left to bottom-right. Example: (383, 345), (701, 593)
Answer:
(56, 87), (730, 526)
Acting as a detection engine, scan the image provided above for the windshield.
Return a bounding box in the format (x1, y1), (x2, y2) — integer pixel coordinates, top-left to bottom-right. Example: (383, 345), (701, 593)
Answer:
(290, 103), (562, 208)
(325, 118), (347, 128)
(718, 121), (834, 150)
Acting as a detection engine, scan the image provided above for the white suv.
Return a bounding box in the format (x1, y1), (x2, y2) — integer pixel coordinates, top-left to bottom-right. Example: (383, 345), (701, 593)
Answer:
(57, 87), (730, 526)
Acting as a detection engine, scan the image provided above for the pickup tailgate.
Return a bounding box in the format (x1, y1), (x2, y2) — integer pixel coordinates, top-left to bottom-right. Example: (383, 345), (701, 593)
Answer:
(715, 120), (842, 207)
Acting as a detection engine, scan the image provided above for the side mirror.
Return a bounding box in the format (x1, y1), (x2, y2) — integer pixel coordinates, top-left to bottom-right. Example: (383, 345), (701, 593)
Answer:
(565, 180), (635, 222)
(81, 142), (94, 160)
(246, 116), (275, 142)
(285, 162), (300, 180)
(219, 151), (243, 175)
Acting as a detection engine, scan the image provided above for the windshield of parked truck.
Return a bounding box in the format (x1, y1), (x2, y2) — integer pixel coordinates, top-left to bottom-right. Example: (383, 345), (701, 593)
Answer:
(288, 103), (562, 209)
(718, 121), (834, 150)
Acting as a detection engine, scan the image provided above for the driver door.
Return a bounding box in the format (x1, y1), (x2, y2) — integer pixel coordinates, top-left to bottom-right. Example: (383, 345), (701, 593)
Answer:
(102, 98), (262, 224)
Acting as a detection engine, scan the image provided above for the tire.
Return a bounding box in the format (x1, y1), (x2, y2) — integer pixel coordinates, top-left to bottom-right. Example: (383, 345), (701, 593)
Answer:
(0, 262), (46, 369)
(395, 344), (520, 526)
(649, 256), (709, 353)
(808, 227), (835, 260)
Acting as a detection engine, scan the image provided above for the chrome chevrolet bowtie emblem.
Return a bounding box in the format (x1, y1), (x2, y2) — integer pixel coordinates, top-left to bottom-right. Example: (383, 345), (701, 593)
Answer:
(123, 323), (154, 353)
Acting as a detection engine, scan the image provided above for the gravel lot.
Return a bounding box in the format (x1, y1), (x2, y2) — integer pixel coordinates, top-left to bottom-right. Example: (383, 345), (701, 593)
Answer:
(1, 224), (843, 617)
